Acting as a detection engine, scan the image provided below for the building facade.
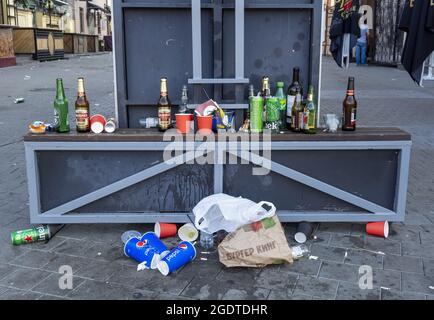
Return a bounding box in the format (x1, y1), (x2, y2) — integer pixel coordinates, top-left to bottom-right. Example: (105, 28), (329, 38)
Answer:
(0, 0), (111, 38)
(323, 0), (406, 66)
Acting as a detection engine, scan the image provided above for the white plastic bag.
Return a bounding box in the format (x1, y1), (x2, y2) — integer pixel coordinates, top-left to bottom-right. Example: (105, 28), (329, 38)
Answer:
(193, 193), (276, 234)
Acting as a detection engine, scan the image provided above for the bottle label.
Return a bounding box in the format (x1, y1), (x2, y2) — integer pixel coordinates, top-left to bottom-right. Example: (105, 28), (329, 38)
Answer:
(287, 95), (295, 116)
(76, 109), (90, 129)
(158, 106), (171, 130)
(351, 108), (357, 125)
(298, 112), (304, 130)
(303, 111), (309, 130)
(278, 98), (286, 111)
(54, 108), (59, 127)
(308, 110), (316, 130)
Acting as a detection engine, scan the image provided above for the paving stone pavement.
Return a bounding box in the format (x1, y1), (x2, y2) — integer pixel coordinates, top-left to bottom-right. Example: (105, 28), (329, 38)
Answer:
(0, 54), (433, 300)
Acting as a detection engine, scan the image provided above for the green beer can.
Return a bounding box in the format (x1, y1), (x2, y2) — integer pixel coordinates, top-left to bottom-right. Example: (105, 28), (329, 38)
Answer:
(250, 96), (263, 133)
(11, 225), (51, 245)
(265, 96), (281, 132)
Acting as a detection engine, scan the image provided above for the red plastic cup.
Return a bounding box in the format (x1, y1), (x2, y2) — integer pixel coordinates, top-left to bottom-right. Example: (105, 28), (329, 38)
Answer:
(196, 115), (213, 135)
(366, 221), (389, 238)
(90, 114), (106, 134)
(176, 114), (194, 134)
(154, 222), (177, 239)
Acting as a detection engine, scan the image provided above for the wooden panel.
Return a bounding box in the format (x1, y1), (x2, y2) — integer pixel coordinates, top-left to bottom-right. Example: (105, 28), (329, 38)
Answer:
(13, 28), (35, 54)
(24, 127), (412, 142)
(87, 35), (95, 52)
(0, 27), (14, 58)
(374, 0), (405, 65)
(54, 38), (63, 50)
(63, 34), (73, 53)
(34, 29), (64, 61)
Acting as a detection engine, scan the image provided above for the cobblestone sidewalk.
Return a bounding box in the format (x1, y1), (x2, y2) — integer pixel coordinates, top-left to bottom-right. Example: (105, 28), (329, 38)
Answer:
(0, 54), (433, 300)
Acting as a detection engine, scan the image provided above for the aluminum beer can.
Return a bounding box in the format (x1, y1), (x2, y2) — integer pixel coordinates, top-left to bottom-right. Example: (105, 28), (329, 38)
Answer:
(249, 96), (263, 133)
(265, 96), (281, 132)
(157, 241), (196, 276)
(124, 237), (160, 269)
(11, 225), (51, 245)
(140, 232), (170, 258)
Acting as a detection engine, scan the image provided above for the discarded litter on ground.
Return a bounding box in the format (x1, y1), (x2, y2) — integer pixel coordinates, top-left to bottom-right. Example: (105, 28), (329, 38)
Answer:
(11, 225), (63, 246)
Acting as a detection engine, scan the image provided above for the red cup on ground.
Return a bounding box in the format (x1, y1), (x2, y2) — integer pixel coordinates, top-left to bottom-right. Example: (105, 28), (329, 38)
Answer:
(154, 222), (177, 239)
(366, 221), (389, 238)
(176, 114), (194, 134)
(90, 114), (106, 134)
(196, 115), (213, 135)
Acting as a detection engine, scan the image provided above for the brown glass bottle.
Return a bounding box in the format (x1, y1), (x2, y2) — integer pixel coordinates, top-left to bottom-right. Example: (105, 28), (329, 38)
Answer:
(157, 77), (172, 132)
(342, 77), (357, 131)
(75, 77), (90, 133)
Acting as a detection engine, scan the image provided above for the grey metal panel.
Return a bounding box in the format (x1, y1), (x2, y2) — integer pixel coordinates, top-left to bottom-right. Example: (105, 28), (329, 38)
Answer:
(394, 145), (411, 221)
(235, 0), (245, 80)
(191, 0), (202, 80)
(114, 1), (323, 128)
(29, 211), (398, 224)
(269, 150), (399, 210)
(77, 164), (214, 213)
(112, 0), (128, 128)
(224, 162), (367, 212)
(37, 150), (165, 211)
(25, 134), (411, 224)
(222, 8), (313, 100)
(122, 7), (214, 127)
(25, 145), (41, 224)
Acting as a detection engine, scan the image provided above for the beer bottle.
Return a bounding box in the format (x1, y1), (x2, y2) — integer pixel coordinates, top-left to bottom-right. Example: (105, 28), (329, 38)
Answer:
(158, 77), (172, 132)
(303, 85), (317, 134)
(275, 82), (286, 131)
(261, 76), (271, 124)
(179, 85), (188, 114)
(247, 84), (255, 121)
(248, 84), (255, 99)
(291, 88), (303, 132)
(75, 77), (90, 133)
(54, 78), (70, 133)
(286, 67), (303, 130)
(342, 77), (357, 131)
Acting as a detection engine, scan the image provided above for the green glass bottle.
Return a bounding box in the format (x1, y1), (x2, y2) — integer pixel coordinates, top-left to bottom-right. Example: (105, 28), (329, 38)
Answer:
(54, 78), (70, 133)
(275, 82), (286, 131)
(303, 85), (317, 134)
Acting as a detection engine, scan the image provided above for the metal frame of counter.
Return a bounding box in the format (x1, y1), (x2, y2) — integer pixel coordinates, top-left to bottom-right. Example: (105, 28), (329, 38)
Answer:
(23, 128), (412, 224)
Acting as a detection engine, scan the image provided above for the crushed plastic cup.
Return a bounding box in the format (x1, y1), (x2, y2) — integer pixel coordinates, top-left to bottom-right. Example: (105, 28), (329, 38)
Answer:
(178, 223), (199, 242)
(121, 230), (141, 244)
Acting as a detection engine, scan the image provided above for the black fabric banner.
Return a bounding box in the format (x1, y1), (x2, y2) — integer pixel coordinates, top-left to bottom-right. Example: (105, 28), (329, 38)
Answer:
(399, 0), (434, 85)
(329, 0), (361, 68)
(427, 0), (434, 31)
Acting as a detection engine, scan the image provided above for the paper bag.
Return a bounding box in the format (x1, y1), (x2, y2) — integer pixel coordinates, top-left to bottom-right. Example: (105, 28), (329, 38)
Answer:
(218, 215), (293, 268)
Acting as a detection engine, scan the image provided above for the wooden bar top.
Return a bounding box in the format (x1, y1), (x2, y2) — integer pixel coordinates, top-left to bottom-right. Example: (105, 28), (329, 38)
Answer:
(24, 127), (411, 142)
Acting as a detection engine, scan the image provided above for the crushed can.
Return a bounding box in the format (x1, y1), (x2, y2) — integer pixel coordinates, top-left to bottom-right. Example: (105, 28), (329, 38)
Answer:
(11, 225), (51, 245)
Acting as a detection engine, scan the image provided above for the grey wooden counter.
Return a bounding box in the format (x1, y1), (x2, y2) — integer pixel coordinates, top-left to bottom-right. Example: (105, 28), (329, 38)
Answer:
(24, 128), (412, 224)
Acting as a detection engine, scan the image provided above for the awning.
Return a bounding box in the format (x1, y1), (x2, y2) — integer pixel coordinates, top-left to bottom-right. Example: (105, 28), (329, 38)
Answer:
(52, 0), (68, 6)
(87, 1), (109, 13)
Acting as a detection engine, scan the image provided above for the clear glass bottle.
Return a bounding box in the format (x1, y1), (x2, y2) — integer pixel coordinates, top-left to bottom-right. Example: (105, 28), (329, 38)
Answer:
(199, 231), (214, 250)
(291, 244), (310, 260)
(179, 85), (188, 114)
